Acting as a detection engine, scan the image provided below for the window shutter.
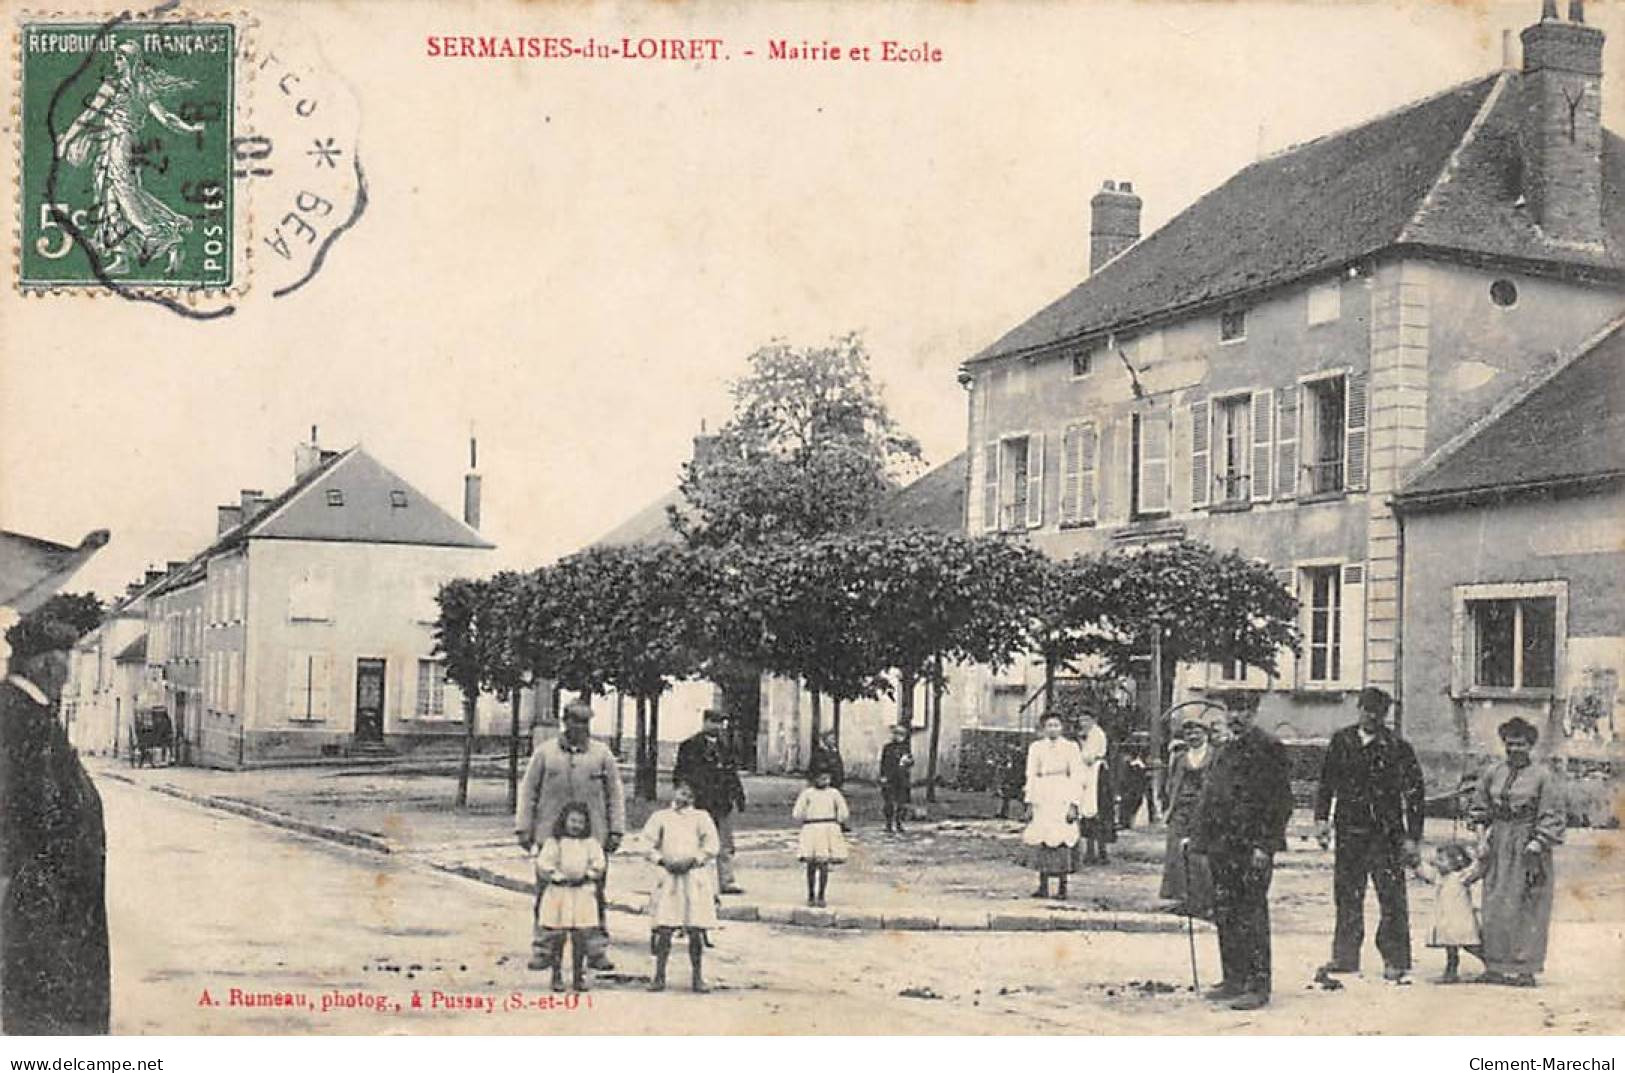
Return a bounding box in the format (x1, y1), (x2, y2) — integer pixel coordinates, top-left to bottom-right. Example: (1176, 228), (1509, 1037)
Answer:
(1275, 567), (1299, 690)
(981, 443), (999, 533)
(1078, 424), (1098, 524)
(1061, 425), (1080, 525)
(287, 651), (311, 718)
(1140, 412), (1170, 513)
(1344, 371), (1368, 492)
(311, 653), (332, 719)
(1340, 563), (1366, 687)
(1251, 389), (1274, 502)
(1276, 387), (1299, 500)
(1025, 433), (1045, 528)
(1189, 400), (1210, 508)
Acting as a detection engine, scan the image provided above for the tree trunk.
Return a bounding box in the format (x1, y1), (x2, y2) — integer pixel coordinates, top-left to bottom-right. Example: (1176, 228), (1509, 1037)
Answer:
(635, 694), (649, 797)
(832, 697), (842, 748)
(643, 691), (662, 801)
(455, 690), (476, 809)
(613, 693), (625, 760)
(926, 659), (946, 804)
(898, 668), (917, 728)
(1043, 656), (1057, 716)
(507, 691), (521, 813)
(809, 688), (822, 756)
(1147, 631), (1177, 821)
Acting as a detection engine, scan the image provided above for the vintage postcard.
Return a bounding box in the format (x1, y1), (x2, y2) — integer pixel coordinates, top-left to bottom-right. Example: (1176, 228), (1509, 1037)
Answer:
(1, 0), (1623, 1048)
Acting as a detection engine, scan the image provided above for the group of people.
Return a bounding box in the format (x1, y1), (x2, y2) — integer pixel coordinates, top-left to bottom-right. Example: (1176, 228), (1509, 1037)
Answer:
(1029, 685), (1568, 1012)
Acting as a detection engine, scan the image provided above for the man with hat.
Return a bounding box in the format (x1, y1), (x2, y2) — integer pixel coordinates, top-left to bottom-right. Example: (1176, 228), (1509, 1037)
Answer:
(674, 708), (747, 893)
(516, 699), (626, 971)
(1, 528), (111, 1034)
(1314, 685), (1426, 982)
(1189, 690), (1295, 1011)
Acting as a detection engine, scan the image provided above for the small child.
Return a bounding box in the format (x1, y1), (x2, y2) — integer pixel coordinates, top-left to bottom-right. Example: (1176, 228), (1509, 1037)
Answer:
(534, 802), (606, 993)
(642, 779), (720, 992)
(792, 768), (851, 906)
(1414, 840), (1484, 983)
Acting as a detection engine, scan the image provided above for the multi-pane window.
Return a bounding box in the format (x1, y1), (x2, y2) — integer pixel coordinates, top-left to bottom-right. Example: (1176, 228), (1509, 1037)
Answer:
(1303, 376), (1346, 495)
(1304, 565), (1342, 684)
(1470, 597), (1557, 690)
(998, 436), (1033, 530)
(416, 658), (448, 718)
(1214, 396), (1252, 503)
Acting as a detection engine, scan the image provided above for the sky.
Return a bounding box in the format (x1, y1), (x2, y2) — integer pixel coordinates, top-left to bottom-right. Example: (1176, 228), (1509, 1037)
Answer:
(3, 0), (1624, 600)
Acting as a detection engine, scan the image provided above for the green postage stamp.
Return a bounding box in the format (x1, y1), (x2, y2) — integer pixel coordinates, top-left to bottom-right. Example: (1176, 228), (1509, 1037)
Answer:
(18, 20), (235, 289)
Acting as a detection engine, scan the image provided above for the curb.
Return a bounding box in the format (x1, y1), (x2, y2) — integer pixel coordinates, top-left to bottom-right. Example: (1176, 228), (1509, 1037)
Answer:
(104, 771), (1205, 936)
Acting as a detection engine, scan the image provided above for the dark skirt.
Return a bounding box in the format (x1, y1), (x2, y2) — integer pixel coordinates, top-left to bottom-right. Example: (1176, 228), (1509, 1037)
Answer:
(1159, 810), (1215, 916)
(1029, 843), (1072, 875)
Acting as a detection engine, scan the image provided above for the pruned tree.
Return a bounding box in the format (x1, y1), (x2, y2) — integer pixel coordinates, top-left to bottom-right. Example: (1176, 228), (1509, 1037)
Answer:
(433, 577), (494, 809)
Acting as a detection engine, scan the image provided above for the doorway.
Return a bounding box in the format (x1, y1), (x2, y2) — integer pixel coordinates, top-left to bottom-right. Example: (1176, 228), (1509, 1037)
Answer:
(354, 658), (386, 743)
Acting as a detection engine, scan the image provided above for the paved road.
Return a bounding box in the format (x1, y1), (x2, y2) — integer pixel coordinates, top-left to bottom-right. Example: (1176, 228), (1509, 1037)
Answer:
(100, 775), (1625, 1035)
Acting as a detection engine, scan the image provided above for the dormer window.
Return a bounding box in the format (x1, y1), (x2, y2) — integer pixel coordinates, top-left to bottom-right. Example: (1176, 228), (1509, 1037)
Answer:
(390, 490), (409, 508)
(326, 489), (344, 507)
(1219, 309), (1247, 343)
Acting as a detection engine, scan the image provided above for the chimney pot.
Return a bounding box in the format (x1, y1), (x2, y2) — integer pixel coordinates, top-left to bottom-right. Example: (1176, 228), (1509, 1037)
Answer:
(463, 474), (483, 530)
(1089, 177), (1143, 274)
(1518, 7), (1605, 244)
(1102, 179), (1116, 191)
(1119, 181), (1134, 193)
(1569, 0), (1584, 23)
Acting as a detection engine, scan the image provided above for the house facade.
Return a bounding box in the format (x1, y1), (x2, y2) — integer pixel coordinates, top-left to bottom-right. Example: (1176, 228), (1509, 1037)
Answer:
(1394, 319), (1624, 793)
(140, 438), (508, 768)
(961, 6), (1625, 762)
(61, 568), (167, 758)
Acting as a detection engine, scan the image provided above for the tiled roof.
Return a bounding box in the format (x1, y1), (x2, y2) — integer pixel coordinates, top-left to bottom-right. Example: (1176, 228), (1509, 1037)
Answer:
(1396, 318), (1625, 503)
(973, 70), (1625, 365)
(591, 488), (684, 548)
(871, 452), (966, 533)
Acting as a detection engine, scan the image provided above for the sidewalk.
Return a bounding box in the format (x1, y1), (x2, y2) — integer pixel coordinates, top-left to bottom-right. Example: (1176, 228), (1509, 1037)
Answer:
(89, 756), (1624, 936)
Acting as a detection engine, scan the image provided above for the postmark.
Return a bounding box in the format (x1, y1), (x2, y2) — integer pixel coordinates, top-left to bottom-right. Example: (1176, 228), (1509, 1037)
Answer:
(20, 18), (236, 289)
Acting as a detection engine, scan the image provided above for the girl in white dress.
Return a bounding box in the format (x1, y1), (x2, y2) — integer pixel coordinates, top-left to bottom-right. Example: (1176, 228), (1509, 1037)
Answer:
(1414, 841), (1484, 983)
(642, 779), (721, 992)
(792, 769), (851, 906)
(534, 802), (606, 993)
(1023, 713), (1084, 900)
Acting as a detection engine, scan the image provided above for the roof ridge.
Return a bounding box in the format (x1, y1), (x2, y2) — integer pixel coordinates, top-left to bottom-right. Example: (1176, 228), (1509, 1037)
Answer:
(1397, 70), (1511, 244)
(1397, 312), (1625, 495)
(244, 445), (361, 537)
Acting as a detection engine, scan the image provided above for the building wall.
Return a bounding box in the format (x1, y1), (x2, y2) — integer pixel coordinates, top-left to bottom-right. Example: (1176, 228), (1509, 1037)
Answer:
(212, 537), (502, 768)
(63, 609), (146, 757)
(1400, 485), (1625, 784)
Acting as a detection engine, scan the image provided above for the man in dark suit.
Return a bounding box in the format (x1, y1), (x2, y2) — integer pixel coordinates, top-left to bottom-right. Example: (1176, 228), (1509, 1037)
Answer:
(1314, 686), (1426, 982)
(1189, 691), (1295, 1011)
(673, 709), (747, 893)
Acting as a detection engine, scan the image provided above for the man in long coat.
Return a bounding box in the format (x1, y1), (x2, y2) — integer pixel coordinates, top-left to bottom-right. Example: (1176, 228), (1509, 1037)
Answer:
(674, 709), (747, 893)
(515, 700), (626, 970)
(1, 528), (111, 1035)
(1190, 692), (1295, 1011)
(1314, 686), (1426, 981)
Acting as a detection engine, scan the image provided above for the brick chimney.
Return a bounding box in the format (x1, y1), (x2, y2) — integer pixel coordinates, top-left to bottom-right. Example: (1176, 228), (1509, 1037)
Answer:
(462, 435), (482, 530)
(1089, 179), (1142, 274)
(294, 425), (323, 480)
(1519, 0), (1606, 245)
(239, 489), (268, 525)
(216, 504), (243, 535)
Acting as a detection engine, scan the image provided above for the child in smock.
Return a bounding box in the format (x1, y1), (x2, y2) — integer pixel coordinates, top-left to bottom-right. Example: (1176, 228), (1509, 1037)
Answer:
(534, 802), (606, 993)
(1413, 840), (1484, 983)
(642, 779), (721, 992)
(792, 768), (851, 906)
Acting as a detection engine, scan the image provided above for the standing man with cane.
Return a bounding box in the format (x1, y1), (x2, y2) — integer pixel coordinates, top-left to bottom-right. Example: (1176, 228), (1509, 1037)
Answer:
(1188, 691), (1295, 1011)
(1314, 686), (1426, 983)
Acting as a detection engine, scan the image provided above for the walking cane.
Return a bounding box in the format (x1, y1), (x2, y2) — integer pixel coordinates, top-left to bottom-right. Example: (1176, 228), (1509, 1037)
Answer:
(1181, 841), (1200, 992)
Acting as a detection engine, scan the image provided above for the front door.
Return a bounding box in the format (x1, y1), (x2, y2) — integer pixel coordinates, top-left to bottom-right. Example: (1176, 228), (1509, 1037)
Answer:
(355, 658), (386, 743)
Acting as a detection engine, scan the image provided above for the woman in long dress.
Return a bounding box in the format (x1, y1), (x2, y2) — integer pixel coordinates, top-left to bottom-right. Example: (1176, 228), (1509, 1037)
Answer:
(1467, 717), (1567, 987)
(1159, 717), (1218, 916)
(1023, 713), (1084, 900)
(1075, 712), (1115, 865)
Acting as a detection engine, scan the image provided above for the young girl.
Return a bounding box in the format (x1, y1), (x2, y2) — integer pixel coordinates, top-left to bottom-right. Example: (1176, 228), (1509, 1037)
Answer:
(534, 801), (606, 993)
(642, 779), (720, 992)
(792, 768), (851, 906)
(1414, 841), (1484, 983)
(1023, 713), (1084, 900)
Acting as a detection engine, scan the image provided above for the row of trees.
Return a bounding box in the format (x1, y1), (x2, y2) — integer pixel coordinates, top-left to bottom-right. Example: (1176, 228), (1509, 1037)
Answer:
(434, 534), (1300, 806)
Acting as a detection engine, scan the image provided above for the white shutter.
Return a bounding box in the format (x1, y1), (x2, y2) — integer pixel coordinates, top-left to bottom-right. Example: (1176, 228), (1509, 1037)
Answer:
(1251, 389), (1274, 502)
(1340, 563), (1366, 688)
(311, 653), (332, 719)
(1025, 433), (1045, 528)
(981, 443), (999, 533)
(1344, 372), (1369, 492)
(1061, 425), (1080, 525)
(1189, 399), (1211, 508)
(1276, 387), (1299, 500)
(1078, 424), (1098, 524)
(287, 651), (311, 718)
(1140, 412), (1170, 514)
(1274, 567), (1299, 690)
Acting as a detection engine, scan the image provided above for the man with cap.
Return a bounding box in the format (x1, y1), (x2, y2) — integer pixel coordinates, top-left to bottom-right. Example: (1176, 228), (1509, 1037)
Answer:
(674, 708), (747, 893)
(516, 700), (626, 971)
(1189, 691), (1295, 1011)
(1, 528), (111, 1034)
(1314, 685), (1426, 982)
